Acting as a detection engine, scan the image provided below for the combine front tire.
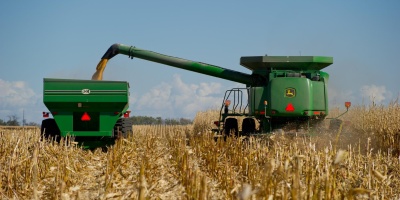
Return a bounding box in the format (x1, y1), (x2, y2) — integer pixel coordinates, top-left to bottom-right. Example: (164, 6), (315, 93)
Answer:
(242, 118), (256, 137)
(224, 118), (238, 137)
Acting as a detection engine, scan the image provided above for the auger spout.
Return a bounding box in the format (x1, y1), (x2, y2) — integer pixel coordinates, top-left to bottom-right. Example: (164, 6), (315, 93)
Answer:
(92, 43), (260, 85)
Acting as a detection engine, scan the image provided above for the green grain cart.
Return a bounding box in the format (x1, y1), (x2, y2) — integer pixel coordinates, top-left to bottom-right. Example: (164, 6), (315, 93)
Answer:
(41, 78), (132, 148)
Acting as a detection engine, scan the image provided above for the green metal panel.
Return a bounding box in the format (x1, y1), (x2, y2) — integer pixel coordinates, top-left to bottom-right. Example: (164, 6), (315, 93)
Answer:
(312, 82), (326, 110)
(43, 78), (129, 137)
(266, 76), (329, 117)
(320, 71), (330, 116)
(249, 87), (268, 115)
(240, 56), (333, 71)
(269, 77), (312, 116)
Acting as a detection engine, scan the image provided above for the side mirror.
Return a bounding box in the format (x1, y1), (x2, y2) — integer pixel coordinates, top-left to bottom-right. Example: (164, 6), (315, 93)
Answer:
(345, 102), (351, 110)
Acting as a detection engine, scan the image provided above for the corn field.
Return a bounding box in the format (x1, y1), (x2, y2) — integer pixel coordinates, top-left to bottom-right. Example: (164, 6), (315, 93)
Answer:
(0, 102), (399, 199)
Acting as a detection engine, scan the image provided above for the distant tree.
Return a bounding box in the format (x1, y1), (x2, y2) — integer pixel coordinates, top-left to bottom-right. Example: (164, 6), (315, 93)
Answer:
(25, 121), (40, 127)
(131, 116), (163, 125)
(179, 118), (192, 125)
(156, 117), (162, 125)
(6, 115), (20, 126)
(164, 118), (179, 125)
(0, 119), (5, 125)
(130, 116), (192, 125)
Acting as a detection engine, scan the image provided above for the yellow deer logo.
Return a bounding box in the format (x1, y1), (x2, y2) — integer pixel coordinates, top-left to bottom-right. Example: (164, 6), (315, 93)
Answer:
(285, 88), (295, 97)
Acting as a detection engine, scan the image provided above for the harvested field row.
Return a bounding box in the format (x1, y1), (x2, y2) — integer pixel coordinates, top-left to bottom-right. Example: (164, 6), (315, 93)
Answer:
(1, 102), (399, 199)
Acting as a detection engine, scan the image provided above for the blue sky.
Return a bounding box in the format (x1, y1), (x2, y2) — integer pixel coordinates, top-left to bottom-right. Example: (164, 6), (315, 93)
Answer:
(0, 1), (399, 124)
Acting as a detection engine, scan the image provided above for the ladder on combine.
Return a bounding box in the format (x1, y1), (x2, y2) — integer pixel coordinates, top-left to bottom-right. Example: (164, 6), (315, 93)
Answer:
(214, 88), (251, 137)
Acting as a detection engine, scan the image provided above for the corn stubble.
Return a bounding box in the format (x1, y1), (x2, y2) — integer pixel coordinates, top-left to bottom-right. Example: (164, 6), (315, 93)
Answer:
(1, 102), (399, 199)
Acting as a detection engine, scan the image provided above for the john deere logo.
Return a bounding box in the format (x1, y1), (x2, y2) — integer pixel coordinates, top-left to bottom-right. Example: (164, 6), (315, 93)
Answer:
(81, 89), (90, 95)
(285, 88), (295, 97)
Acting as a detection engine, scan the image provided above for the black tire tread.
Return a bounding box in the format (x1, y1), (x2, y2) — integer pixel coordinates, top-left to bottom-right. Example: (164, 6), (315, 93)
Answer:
(40, 118), (61, 141)
(114, 118), (133, 138)
(242, 118), (256, 137)
(224, 118), (238, 137)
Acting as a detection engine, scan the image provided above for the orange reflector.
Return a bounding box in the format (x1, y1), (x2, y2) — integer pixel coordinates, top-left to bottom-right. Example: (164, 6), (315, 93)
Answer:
(214, 121), (219, 126)
(124, 111), (131, 118)
(81, 112), (91, 121)
(345, 102), (351, 108)
(313, 111), (320, 115)
(285, 103), (295, 112)
(260, 111), (266, 115)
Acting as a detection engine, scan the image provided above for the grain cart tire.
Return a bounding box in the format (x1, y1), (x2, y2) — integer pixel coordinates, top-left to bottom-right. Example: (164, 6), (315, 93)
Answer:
(224, 118), (239, 137)
(113, 119), (123, 138)
(121, 118), (133, 138)
(40, 118), (61, 141)
(242, 118), (256, 137)
(114, 118), (133, 138)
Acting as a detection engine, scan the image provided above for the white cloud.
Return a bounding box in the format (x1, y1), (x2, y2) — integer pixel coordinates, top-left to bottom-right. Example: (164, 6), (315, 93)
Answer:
(0, 79), (38, 108)
(0, 79), (42, 123)
(360, 84), (392, 104)
(136, 81), (173, 111)
(328, 87), (355, 108)
(133, 74), (224, 118)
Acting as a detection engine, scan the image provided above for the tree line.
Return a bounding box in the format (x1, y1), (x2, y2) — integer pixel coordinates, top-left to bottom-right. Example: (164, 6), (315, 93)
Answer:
(129, 116), (192, 125)
(0, 115), (39, 126)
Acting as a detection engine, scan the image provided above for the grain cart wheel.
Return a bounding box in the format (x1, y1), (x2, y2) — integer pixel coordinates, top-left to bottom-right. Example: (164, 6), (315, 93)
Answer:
(113, 119), (123, 138)
(224, 118), (238, 137)
(242, 118), (256, 137)
(114, 118), (133, 138)
(121, 118), (133, 138)
(40, 118), (61, 141)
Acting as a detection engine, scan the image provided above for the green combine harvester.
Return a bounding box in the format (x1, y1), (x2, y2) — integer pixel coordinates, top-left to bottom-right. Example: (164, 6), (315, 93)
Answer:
(42, 43), (349, 148)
